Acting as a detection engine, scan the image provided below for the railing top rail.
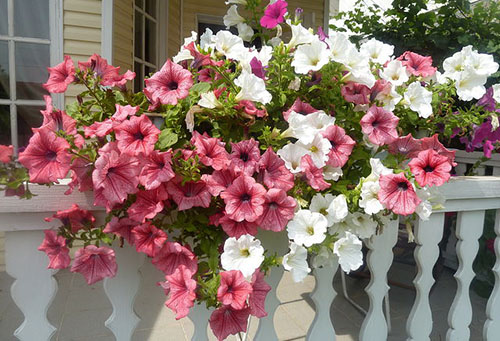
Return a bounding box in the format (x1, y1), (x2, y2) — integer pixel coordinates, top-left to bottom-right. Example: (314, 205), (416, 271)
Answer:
(438, 176), (500, 200)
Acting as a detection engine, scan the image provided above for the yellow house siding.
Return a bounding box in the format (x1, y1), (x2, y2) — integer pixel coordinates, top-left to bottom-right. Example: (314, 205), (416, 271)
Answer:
(168, 0), (182, 58)
(113, 0), (134, 72)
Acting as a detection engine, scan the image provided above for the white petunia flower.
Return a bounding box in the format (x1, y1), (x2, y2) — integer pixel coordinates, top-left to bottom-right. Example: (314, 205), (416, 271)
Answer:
(343, 69), (376, 88)
(287, 21), (315, 48)
(466, 47), (499, 76)
(288, 77), (301, 90)
(292, 38), (330, 74)
(215, 30), (247, 60)
(296, 134), (332, 168)
(287, 210), (328, 247)
(323, 165), (343, 181)
(283, 242), (311, 282)
(172, 31), (198, 63)
(333, 231), (363, 273)
(326, 194), (349, 225)
(347, 212), (377, 239)
(329, 220), (350, 237)
(359, 180), (384, 215)
(237, 23), (254, 42)
(493, 84), (500, 103)
(198, 91), (222, 109)
(312, 246), (336, 269)
(223, 5), (245, 28)
(225, 0), (247, 4)
(376, 84), (402, 111)
(415, 186), (446, 221)
(200, 28), (215, 51)
(360, 38), (394, 64)
(277, 143), (308, 173)
(287, 111), (335, 144)
(221, 234), (265, 278)
(404, 81), (433, 118)
(443, 48), (470, 80)
(455, 66), (488, 101)
(328, 32), (355, 64)
(310, 193), (336, 226)
(364, 158), (393, 183)
(234, 71), (272, 104)
(343, 46), (371, 78)
(239, 45), (273, 73)
(380, 60), (409, 86)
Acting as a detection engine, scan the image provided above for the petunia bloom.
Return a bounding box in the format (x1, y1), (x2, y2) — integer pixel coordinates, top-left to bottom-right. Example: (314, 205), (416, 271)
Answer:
(0, 144), (13, 163)
(139, 150), (175, 190)
(209, 305), (250, 341)
(45, 204), (95, 233)
(282, 98), (318, 121)
(202, 166), (241, 197)
(378, 173), (421, 216)
(166, 177), (212, 211)
(191, 131), (230, 170)
(78, 54), (126, 87)
(300, 154), (330, 191)
(70, 245), (117, 285)
(388, 133), (422, 158)
(217, 270), (253, 310)
(43, 55), (75, 93)
(249, 270), (271, 318)
(397, 51), (437, 78)
(260, 0), (287, 29)
(321, 125), (355, 168)
(38, 230), (71, 269)
(257, 147), (294, 191)
(420, 134), (456, 165)
(257, 188), (296, 232)
(360, 105), (399, 146)
(221, 234), (265, 278)
(144, 59), (193, 105)
(221, 175), (267, 222)
(131, 222), (167, 257)
(114, 115), (160, 156)
(18, 127), (71, 184)
(152, 241), (198, 276)
(162, 265), (197, 319)
(219, 214), (258, 238)
(127, 185), (169, 223)
(341, 82), (371, 105)
(103, 217), (138, 244)
(229, 139), (261, 175)
(409, 149), (452, 187)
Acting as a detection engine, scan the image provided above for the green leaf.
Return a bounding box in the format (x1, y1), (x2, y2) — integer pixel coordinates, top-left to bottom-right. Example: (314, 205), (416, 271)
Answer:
(190, 82), (211, 95)
(157, 128), (178, 149)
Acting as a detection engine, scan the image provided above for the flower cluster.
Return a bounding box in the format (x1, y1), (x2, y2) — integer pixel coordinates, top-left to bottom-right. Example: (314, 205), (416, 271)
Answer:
(3, 0), (500, 339)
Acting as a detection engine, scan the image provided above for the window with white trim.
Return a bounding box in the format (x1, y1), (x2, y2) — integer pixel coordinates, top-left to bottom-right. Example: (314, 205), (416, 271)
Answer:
(0, 0), (62, 151)
(134, 0), (159, 92)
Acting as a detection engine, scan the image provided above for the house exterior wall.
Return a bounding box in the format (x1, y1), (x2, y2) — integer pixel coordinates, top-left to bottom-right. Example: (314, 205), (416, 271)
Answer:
(113, 0), (134, 72)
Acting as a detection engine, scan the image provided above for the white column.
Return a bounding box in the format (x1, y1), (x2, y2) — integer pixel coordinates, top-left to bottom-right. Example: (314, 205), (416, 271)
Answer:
(188, 303), (212, 341)
(484, 209), (500, 340)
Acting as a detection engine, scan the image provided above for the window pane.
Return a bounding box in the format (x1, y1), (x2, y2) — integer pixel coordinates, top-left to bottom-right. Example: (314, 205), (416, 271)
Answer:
(135, 0), (144, 9)
(134, 12), (143, 59)
(15, 42), (49, 100)
(145, 65), (155, 79)
(145, 18), (156, 65)
(0, 105), (11, 145)
(146, 0), (156, 18)
(14, 0), (50, 39)
(0, 0), (7, 35)
(17, 105), (43, 147)
(0, 41), (9, 99)
(134, 62), (143, 92)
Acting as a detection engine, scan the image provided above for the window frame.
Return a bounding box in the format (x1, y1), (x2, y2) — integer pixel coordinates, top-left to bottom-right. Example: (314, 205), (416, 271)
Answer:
(0, 0), (63, 152)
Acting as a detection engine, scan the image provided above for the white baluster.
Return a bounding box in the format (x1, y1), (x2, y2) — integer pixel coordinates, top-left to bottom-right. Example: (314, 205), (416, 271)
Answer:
(306, 259), (339, 340)
(103, 245), (145, 341)
(484, 209), (500, 340)
(254, 230), (289, 341)
(359, 219), (399, 341)
(406, 213), (445, 341)
(446, 210), (485, 341)
(189, 303), (213, 341)
(5, 230), (58, 341)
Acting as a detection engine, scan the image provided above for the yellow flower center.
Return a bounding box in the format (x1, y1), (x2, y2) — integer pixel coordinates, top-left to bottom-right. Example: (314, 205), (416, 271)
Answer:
(310, 146), (318, 153)
(307, 226), (315, 235)
(240, 248), (250, 257)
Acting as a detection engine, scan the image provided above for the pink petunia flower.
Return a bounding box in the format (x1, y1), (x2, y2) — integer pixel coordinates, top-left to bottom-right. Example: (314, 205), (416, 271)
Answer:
(103, 216), (138, 244)
(378, 173), (421, 216)
(250, 57), (267, 80)
(43, 55), (75, 93)
(409, 149), (452, 187)
(257, 147), (294, 191)
(360, 105), (399, 146)
(369, 79), (392, 102)
(420, 134), (456, 166)
(185, 42), (213, 69)
(257, 188), (296, 232)
(127, 185), (169, 223)
(78, 54), (125, 87)
(202, 166), (241, 197)
(38, 230), (71, 269)
(162, 265), (197, 319)
(283, 98), (318, 121)
(219, 214), (258, 238)
(65, 157), (94, 195)
(166, 176), (212, 211)
(321, 125), (355, 168)
(341, 82), (371, 105)
(229, 139), (261, 175)
(220, 175), (267, 222)
(152, 241), (198, 276)
(70, 245), (117, 285)
(260, 0), (288, 29)
(139, 150), (175, 190)
(397, 51), (437, 78)
(18, 127), (71, 184)
(249, 269), (271, 318)
(39, 96), (83, 147)
(0, 144), (13, 163)
(112, 104), (139, 121)
(84, 119), (115, 138)
(131, 222), (167, 257)
(234, 100), (268, 118)
(300, 154), (330, 191)
(191, 131), (230, 170)
(92, 144), (141, 209)
(115, 115), (160, 156)
(45, 204), (95, 233)
(218, 270), (253, 310)
(209, 305), (250, 341)
(388, 133), (422, 158)
(144, 59), (193, 105)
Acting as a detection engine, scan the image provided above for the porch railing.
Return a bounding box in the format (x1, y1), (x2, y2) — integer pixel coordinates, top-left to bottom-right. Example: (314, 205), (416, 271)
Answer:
(1, 176), (500, 340)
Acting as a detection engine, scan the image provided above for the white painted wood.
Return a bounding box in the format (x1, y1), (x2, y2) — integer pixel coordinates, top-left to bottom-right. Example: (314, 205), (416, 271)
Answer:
(5, 230), (58, 341)
(446, 210), (486, 341)
(406, 213), (446, 341)
(188, 303), (213, 341)
(103, 245), (145, 341)
(306, 259), (339, 340)
(101, 0), (114, 61)
(484, 209), (500, 340)
(359, 219), (399, 341)
(254, 230), (289, 341)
